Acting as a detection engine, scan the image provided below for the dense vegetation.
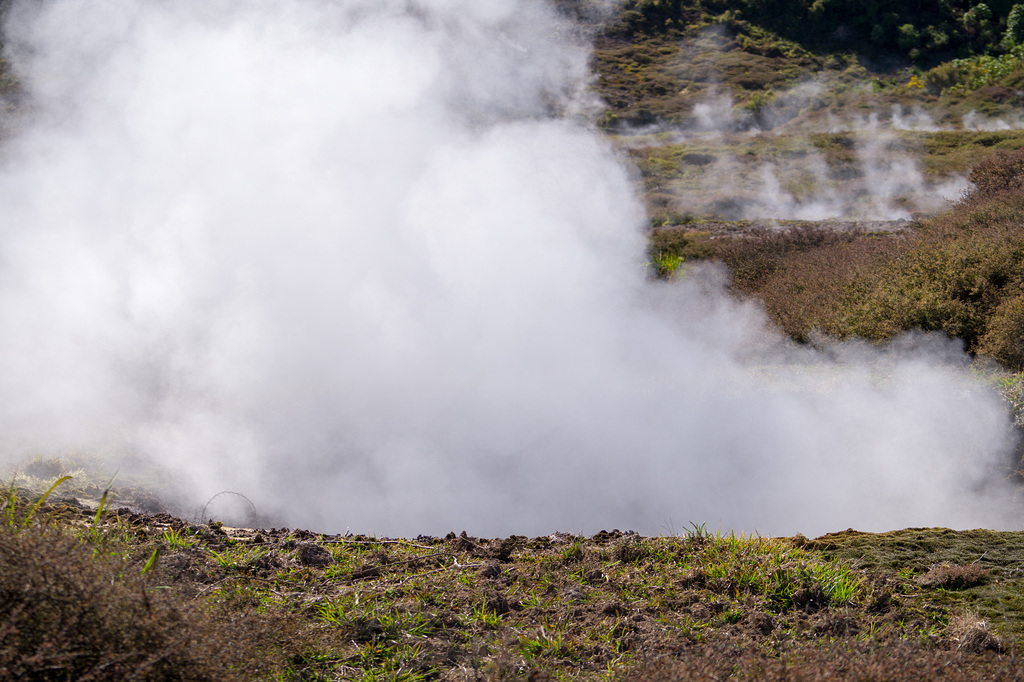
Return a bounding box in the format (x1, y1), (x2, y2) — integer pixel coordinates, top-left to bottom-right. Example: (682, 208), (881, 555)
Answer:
(610, 0), (1016, 62)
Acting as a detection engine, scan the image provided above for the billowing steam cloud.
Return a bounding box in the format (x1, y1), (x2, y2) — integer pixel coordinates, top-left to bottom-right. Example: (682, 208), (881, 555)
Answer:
(0, 0), (1018, 537)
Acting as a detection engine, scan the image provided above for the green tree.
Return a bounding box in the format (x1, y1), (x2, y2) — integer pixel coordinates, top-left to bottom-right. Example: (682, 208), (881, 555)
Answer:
(897, 23), (921, 50)
(963, 3), (993, 33)
(1006, 3), (1024, 46)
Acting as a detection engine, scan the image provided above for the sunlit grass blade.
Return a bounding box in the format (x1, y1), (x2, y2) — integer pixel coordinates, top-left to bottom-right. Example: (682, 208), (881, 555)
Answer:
(142, 547), (161, 576)
(21, 475), (72, 528)
(93, 471), (118, 527)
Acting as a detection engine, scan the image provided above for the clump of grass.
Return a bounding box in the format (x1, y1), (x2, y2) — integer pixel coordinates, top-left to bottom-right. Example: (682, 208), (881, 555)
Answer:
(3, 474), (72, 529)
(162, 525), (200, 549)
(648, 228), (714, 277)
(948, 612), (1003, 653)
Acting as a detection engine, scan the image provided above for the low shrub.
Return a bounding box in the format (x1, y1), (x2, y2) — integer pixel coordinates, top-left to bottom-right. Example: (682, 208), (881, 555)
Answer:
(835, 151), (1024, 365)
(0, 523), (268, 681)
(917, 563), (989, 589)
(965, 148), (1024, 201)
(711, 226), (902, 341)
(838, 233), (1024, 348)
(981, 297), (1024, 370)
(648, 227), (715, 276)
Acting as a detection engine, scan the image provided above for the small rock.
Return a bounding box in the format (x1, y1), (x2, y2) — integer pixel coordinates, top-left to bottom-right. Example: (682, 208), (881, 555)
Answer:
(478, 562), (502, 579)
(295, 543), (332, 567)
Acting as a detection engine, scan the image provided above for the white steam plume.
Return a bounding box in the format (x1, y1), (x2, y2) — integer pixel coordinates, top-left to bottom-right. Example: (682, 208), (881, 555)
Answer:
(652, 94), (975, 221)
(0, 0), (1018, 537)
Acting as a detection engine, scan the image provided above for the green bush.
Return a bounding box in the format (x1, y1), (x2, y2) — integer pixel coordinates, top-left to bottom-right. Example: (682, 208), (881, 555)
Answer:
(964, 3), (994, 33)
(898, 24), (921, 51)
(923, 61), (966, 93)
(925, 24), (950, 50)
(935, 44), (1024, 93)
(1006, 3), (1024, 46)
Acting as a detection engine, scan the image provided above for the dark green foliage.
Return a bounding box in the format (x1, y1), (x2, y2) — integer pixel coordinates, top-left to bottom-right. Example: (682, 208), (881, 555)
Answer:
(898, 24), (922, 52)
(1007, 3), (1024, 44)
(607, 0), (1012, 65)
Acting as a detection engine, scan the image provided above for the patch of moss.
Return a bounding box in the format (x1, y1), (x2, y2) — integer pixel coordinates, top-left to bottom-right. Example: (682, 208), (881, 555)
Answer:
(807, 528), (1024, 645)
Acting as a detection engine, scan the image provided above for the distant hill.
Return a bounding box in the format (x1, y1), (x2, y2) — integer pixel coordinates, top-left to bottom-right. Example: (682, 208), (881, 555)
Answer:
(553, 0), (1024, 129)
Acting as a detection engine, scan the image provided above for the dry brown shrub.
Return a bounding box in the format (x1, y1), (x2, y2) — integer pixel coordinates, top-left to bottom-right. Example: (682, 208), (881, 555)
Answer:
(965, 149), (1024, 204)
(713, 227), (903, 341)
(948, 612), (1004, 654)
(0, 524), (274, 681)
(685, 147), (1024, 360)
(917, 562), (989, 590)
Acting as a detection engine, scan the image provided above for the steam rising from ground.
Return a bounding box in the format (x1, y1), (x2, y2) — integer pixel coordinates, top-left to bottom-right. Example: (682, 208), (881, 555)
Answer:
(639, 96), (984, 221)
(633, 61), (1022, 221)
(653, 122), (968, 222)
(0, 0), (1018, 536)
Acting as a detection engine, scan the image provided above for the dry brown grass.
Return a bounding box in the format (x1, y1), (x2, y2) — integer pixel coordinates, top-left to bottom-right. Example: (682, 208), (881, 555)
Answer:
(948, 612), (1004, 654)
